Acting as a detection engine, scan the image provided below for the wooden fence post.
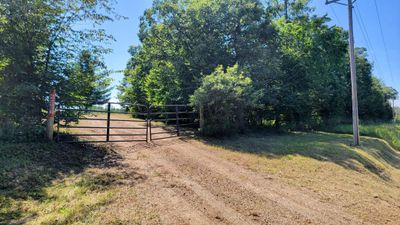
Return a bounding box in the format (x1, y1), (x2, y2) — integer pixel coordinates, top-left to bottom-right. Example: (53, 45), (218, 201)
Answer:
(176, 105), (180, 136)
(199, 104), (204, 132)
(146, 105), (150, 142)
(106, 102), (111, 142)
(46, 89), (56, 140)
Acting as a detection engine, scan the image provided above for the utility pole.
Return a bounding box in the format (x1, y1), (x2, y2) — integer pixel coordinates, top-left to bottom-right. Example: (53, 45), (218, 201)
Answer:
(326, 0), (360, 146)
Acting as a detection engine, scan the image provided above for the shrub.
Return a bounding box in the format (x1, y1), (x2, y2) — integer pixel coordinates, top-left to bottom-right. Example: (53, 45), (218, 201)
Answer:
(0, 118), (45, 143)
(190, 65), (260, 136)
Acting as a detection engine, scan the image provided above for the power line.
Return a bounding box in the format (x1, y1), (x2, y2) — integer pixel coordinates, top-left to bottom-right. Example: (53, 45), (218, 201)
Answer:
(327, 2), (380, 78)
(328, 4), (342, 27)
(353, 5), (383, 79)
(373, 0), (396, 86)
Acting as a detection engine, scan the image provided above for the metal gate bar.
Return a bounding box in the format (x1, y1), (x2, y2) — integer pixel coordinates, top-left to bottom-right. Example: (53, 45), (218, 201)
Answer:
(56, 102), (199, 143)
(148, 104), (199, 141)
(56, 102), (148, 143)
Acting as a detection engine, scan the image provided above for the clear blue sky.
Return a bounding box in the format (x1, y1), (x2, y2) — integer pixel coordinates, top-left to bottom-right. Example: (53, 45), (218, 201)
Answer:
(102, 0), (399, 105)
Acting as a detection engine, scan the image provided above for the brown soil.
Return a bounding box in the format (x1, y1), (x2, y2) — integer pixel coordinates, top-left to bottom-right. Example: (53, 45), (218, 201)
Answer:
(72, 117), (372, 225)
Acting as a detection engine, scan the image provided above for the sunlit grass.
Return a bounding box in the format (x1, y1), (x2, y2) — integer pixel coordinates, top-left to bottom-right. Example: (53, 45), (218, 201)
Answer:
(4, 125), (400, 224)
(203, 131), (400, 223)
(331, 122), (400, 150)
(0, 142), (155, 225)
(21, 173), (114, 225)
(206, 132), (400, 179)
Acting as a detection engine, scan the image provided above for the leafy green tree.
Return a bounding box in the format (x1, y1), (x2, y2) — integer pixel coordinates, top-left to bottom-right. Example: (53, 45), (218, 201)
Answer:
(273, 15), (349, 129)
(144, 61), (182, 105)
(62, 50), (112, 107)
(383, 86), (398, 105)
(0, 0), (117, 140)
(190, 65), (260, 136)
(119, 0), (397, 132)
(118, 46), (148, 105)
(0, 5), (7, 71)
(355, 48), (394, 120)
(120, 0), (279, 106)
(267, 0), (312, 20)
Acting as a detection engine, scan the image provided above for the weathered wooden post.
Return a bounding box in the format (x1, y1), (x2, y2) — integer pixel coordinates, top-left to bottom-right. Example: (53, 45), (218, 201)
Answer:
(146, 105), (150, 142)
(149, 106), (152, 141)
(199, 104), (204, 133)
(46, 89), (56, 140)
(106, 102), (111, 142)
(175, 105), (180, 136)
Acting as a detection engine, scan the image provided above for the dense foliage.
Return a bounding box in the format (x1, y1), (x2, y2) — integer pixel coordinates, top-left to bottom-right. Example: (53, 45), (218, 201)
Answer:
(62, 50), (112, 108)
(1, 0), (397, 138)
(118, 0), (280, 106)
(0, 0), (116, 140)
(190, 65), (260, 135)
(119, 0), (397, 134)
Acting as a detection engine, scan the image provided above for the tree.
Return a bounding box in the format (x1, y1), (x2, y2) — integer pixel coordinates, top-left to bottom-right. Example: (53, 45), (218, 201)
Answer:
(118, 46), (148, 105)
(273, 15), (349, 129)
(120, 0), (279, 106)
(267, 0), (312, 21)
(355, 48), (395, 120)
(0, 0), (117, 140)
(0, 4), (7, 71)
(190, 64), (260, 136)
(119, 0), (397, 133)
(62, 50), (112, 108)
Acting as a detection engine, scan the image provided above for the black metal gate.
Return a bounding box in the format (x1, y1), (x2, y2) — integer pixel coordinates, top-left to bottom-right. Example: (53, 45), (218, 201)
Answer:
(56, 102), (198, 143)
(148, 104), (199, 141)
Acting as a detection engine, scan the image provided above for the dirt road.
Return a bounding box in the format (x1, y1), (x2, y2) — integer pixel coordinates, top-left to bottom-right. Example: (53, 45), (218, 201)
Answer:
(73, 117), (366, 225)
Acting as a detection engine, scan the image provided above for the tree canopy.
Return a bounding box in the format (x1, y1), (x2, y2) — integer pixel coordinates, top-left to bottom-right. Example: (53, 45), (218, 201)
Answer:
(0, 0), (117, 140)
(1, 0), (397, 139)
(119, 0), (397, 132)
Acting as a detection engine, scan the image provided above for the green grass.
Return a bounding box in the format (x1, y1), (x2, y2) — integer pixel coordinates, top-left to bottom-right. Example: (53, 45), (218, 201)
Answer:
(3, 128), (400, 224)
(204, 131), (400, 222)
(0, 141), (152, 225)
(331, 122), (400, 150)
(206, 132), (400, 180)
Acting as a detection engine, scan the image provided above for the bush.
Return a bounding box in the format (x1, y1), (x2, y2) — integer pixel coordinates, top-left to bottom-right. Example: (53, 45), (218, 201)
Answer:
(0, 118), (45, 143)
(190, 65), (260, 136)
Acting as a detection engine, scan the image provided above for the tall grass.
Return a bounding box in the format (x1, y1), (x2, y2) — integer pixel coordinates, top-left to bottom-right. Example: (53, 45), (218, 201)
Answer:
(331, 122), (400, 150)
